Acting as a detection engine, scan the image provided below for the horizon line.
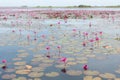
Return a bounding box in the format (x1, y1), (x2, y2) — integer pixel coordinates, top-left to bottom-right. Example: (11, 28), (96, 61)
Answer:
(0, 4), (120, 7)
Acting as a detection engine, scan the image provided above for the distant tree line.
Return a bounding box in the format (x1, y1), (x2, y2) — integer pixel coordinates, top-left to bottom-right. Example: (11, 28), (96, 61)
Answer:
(20, 5), (120, 8)
(78, 5), (91, 8)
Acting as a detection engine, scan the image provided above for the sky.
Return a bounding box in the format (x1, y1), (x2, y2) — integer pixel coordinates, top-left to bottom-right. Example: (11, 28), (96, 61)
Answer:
(0, 0), (120, 7)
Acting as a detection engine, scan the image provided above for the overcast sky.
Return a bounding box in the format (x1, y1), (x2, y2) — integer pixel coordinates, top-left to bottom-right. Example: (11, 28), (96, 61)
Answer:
(0, 0), (120, 7)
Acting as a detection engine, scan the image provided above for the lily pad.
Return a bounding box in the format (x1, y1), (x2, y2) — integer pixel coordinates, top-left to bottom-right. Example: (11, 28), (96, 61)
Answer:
(83, 76), (93, 80)
(5, 69), (15, 73)
(84, 70), (99, 76)
(17, 50), (26, 53)
(34, 78), (41, 80)
(17, 53), (29, 57)
(12, 77), (27, 80)
(13, 58), (22, 61)
(39, 63), (52, 68)
(31, 67), (44, 72)
(45, 72), (59, 77)
(55, 64), (69, 68)
(99, 73), (116, 79)
(2, 74), (16, 79)
(67, 61), (77, 66)
(16, 69), (31, 74)
(26, 65), (32, 70)
(14, 66), (25, 70)
(115, 69), (120, 74)
(28, 72), (44, 78)
(93, 77), (102, 80)
(14, 61), (26, 66)
(115, 78), (120, 80)
(66, 70), (82, 76)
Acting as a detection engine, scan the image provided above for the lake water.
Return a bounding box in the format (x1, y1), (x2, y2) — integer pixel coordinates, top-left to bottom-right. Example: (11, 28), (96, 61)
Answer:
(0, 8), (120, 80)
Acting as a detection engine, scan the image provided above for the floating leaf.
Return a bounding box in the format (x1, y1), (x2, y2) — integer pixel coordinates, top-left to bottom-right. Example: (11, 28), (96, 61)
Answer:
(84, 76), (93, 80)
(13, 58), (22, 61)
(17, 53), (29, 57)
(34, 78), (42, 80)
(99, 73), (116, 79)
(25, 65), (32, 70)
(67, 61), (77, 66)
(42, 59), (54, 63)
(66, 70), (82, 76)
(86, 54), (96, 58)
(14, 66), (25, 70)
(55, 64), (69, 68)
(93, 77), (102, 80)
(12, 77), (27, 80)
(28, 72), (44, 78)
(14, 61), (26, 66)
(17, 50), (26, 53)
(115, 69), (120, 74)
(5, 69), (15, 73)
(2, 74), (16, 79)
(76, 57), (88, 61)
(76, 60), (88, 64)
(16, 69), (31, 74)
(115, 78), (120, 80)
(45, 72), (59, 77)
(67, 58), (75, 61)
(39, 63), (52, 68)
(84, 70), (99, 76)
(32, 67), (44, 72)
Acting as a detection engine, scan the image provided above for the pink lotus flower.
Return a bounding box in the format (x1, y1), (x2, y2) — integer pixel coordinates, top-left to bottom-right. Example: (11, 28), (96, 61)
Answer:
(57, 45), (61, 49)
(82, 42), (86, 47)
(99, 31), (103, 35)
(60, 57), (67, 63)
(73, 29), (77, 32)
(83, 32), (88, 36)
(95, 37), (99, 41)
(85, 32), (88, 36)
(90, 39), (94, 42)
(83, 64), (88, 70)
(34, 31), (37, 34)
(12, 30), (15, 32)
(3, 17), (7, 20)
(2, 59), (7, 63)
(58, 22), (60, 24)
(41, 35), (45, 38)
(34, 38), (37, 41)
(46, 55), (50, 58)
(46, 46), (50, 50)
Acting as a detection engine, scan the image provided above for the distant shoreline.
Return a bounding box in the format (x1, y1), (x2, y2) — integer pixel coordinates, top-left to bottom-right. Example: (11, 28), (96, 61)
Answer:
(0, 5), (120, 8)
